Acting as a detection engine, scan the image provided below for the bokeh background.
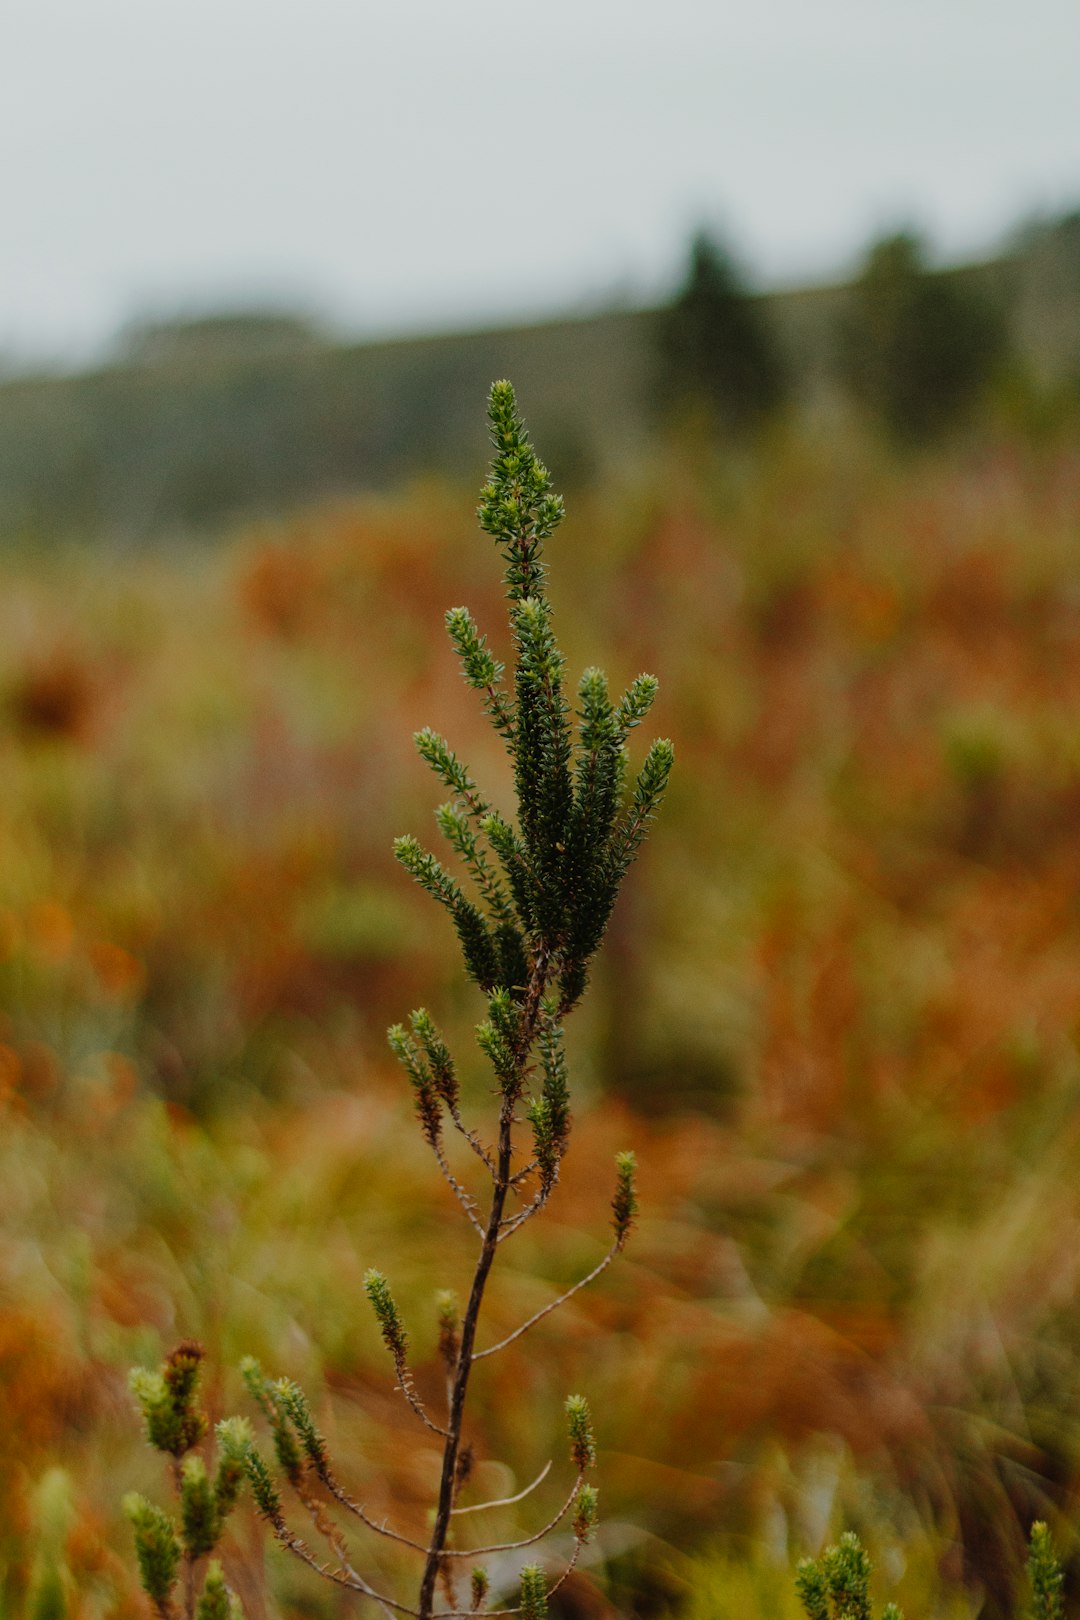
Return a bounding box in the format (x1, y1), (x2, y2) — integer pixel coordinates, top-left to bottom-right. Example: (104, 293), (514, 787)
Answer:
(3, 4), (1080, 1617)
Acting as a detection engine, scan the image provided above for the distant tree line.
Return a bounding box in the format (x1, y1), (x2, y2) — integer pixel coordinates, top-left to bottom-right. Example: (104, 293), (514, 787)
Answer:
(0, 212), (1077, 538)
(655, 224), (1018, 444)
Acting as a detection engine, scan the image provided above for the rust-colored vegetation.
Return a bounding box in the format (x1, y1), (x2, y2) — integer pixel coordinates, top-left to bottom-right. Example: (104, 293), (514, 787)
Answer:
(1, 436), (1080, 1615)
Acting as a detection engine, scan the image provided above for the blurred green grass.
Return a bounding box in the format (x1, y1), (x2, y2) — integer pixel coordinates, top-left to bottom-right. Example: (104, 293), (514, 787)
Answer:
(2, 430), (1080, 1617)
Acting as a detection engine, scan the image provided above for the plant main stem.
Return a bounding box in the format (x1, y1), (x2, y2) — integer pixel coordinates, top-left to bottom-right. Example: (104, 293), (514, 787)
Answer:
(418, 957), (551, 1620)
(418, 1104), (514, 1620)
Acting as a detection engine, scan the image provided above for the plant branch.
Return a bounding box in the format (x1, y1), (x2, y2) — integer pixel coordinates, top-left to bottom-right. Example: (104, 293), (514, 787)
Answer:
(394, 1358), (451, 1439)
(430, 1538), (585, 1620)
(495, 1192), (550, 1244)
(440, 1470), (584, 1556)
(431, 1138), (486, 1236)
(447, 1102), (497, 1172)
(417, 950), (552, 1620)
(476, 1243), (619, 1358)
(318, 1472), (436, 1556)
(417, 1095), (516, 1619)
(546, 1536), (584, 1598)
(451, 1459), (552, 1516)
(264, 1507), (414, 1617)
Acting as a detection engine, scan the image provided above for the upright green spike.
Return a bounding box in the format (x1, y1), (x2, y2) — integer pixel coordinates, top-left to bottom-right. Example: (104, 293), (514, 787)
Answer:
(196, 1562), (242, 1620)
(123, 1495), (181, 1611)
(822, 1533), (872, 1620)
(213, 1416), (253, 1518)
(1028, 1522), (1065, 1620)
(179, 1454), (218, 1560)
(518, 1566), (548, 1620)
(795, 1558), (830, 1620)
(611, 1151), (638, 1247)
(365, 1269), (409, 1365)
(565, 1394), (596, 1471)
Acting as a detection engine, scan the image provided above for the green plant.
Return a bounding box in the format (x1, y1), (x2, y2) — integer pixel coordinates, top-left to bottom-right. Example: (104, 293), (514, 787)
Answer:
(795, 1533), (902, 1620)
(128, 381), (672, 1617)
(792, 1523), (1069, 1620)
(1026, 1522), (1064, 1620)
(127, 1341), (250, 1617)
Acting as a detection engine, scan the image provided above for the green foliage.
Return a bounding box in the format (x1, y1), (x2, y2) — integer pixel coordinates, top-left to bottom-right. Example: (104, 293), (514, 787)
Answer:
(410, 1008), (460, 1106)
(393, 381), (673, 1017)
(528, 1006), (571, 1195)
(126, 1345), (250, 1613)
(611, 1151), (638, 1247)
(385, 382), (669, 1611)
(123, 1494), (181, 1611)
(437, 1290), (461, 1372)
(840, 230), (1007, 442)
(470, 1567), (491, 1611)
(121, 383), (671, 1619)
(274, 1378), (331, 1481)
(364, 1267), (410, 1364)
(656, 230), (789, 435)
(796, 1557), (832, 1620)
(213, 1416), (255, 1517)
(196, 1562), (243, 1620)
(787, 1522), (1064, 1620)
(477, 380), (565, 598)
(1027, 1522), (1064, 1620)
(572, 1483), (599, 1543)
(241, 1444), (282, 1521)
(242, 1363), (304, 1487)
(796, 1535), (898, 1620)
(179, 1454), (218, 1560)
(822, 1533), (873, 1620)
(393, 833), (503, 991)
(565, 1394), (596, 1472)
(518, 1565), (548, 1620)
(388, 1020), (444, 1145)
(130, 1340), (209, 1457)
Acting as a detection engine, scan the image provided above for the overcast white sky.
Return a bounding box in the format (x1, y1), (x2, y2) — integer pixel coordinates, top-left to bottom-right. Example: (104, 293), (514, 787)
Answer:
(4, 0), (1079, 365)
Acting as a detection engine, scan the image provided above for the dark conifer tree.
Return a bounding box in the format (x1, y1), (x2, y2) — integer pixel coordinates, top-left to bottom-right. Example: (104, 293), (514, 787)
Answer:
(656, 230), (788, 435)
(840, 230), (1008, 443)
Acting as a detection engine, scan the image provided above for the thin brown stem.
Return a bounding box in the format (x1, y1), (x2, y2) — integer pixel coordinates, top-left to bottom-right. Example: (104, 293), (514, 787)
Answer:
(451, 1459), (552, 1516)
(431, 1138), (486, 1236)
(417, 953), (551, 1620)
(169, 1458), (196, 1620)
(484, 686), (515, 743)
(430, 1538), (585, 1620)
(448, 1102), (497, 1172)
(394, 1354), (451, 1438)
(475, 1243), (619, 1359)
(266, 1509), (414, 1616)
(433, 1608), (521, 1619)
(546, 1535), (584, 1598)
(451, 784), (516, 926)
(439, 1470), (584, 1556)
(319, 1472), (430, 1554)
(417, 1098), (514, 1618)
(496, 1191), (550, 1243)
(506, 1160), (538, 1190)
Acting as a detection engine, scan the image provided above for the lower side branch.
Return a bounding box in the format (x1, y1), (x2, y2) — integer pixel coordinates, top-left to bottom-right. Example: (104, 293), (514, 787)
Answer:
(475, 1243), (619, 1360)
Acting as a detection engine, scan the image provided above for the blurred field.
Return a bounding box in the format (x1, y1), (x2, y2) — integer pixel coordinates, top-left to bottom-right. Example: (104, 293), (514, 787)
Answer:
(2, 424), (1080, 1619)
